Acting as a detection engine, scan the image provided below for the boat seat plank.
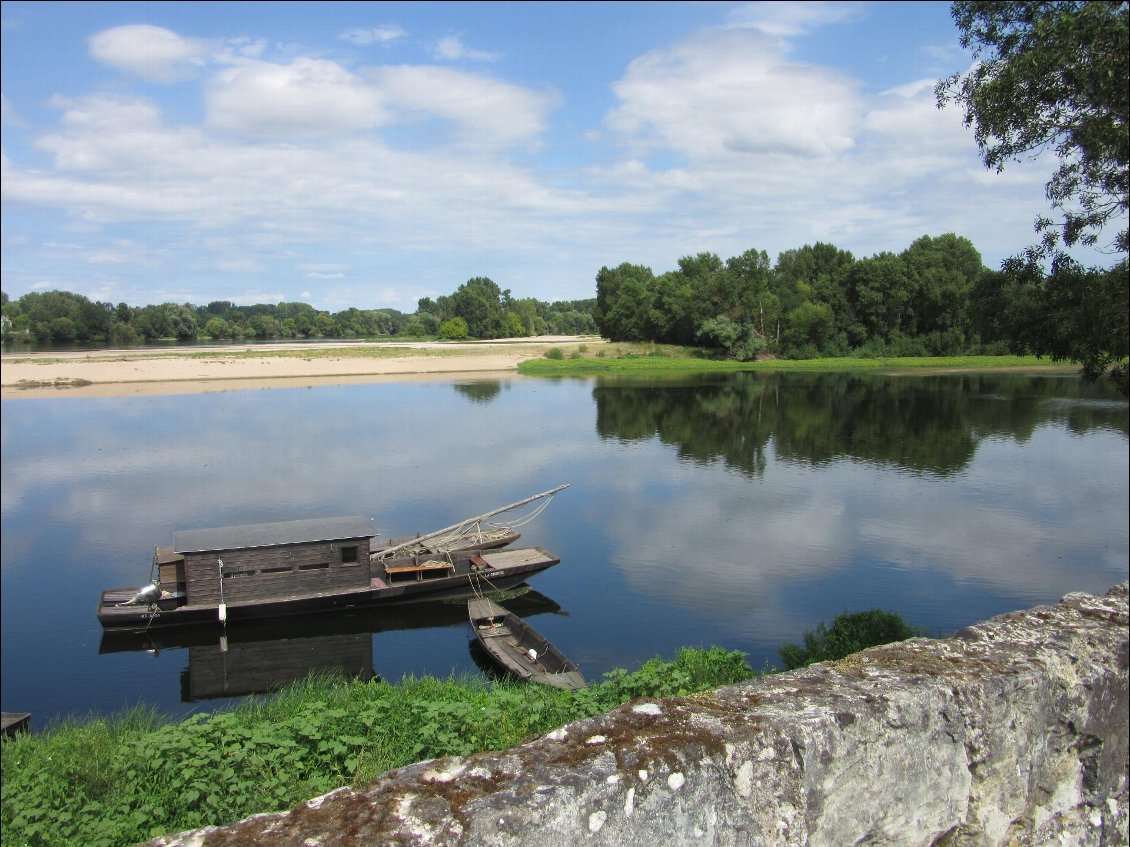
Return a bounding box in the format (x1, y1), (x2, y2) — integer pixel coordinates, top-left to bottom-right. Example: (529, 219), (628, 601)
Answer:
(384, 560), (455, 576)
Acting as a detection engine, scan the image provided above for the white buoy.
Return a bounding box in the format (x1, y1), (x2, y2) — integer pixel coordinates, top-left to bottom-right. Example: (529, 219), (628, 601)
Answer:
(527, 648), (538, 662)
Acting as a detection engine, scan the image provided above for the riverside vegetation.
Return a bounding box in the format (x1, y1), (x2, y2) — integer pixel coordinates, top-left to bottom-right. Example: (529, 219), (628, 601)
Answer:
(521, 343), (1065, 376)
(2, 612), (910, 847)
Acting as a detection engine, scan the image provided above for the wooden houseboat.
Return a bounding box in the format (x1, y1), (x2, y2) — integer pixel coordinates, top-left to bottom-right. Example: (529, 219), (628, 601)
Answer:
(98, 487), (567, 632)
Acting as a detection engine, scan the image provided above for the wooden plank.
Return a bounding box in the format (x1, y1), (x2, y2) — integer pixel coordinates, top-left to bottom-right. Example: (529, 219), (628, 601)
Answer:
(2, 712), (31, 736)
(384, 560), (455, 576)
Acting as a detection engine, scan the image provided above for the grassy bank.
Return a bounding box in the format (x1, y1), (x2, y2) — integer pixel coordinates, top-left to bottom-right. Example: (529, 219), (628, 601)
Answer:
(519, 346), (1074, 376)
(1, 647), (753, 847)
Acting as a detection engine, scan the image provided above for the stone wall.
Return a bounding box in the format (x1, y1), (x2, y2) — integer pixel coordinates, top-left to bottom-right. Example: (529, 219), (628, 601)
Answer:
(151, 584), (1128, 846)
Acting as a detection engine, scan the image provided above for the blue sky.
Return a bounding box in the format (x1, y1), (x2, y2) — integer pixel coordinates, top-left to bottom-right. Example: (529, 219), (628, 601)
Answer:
(0, 1), (1087, 313)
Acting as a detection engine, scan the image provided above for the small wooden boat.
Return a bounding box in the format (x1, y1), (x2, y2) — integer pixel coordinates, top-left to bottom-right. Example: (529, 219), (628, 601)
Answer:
(468, 598), (586, 689)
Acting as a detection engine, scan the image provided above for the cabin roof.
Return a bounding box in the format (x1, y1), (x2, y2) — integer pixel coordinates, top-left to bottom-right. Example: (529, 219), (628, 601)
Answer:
(173, 516), (375, 554)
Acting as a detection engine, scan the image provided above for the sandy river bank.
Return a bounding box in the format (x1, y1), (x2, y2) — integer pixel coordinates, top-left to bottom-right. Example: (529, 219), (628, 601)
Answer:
(1, 337), (603, 399)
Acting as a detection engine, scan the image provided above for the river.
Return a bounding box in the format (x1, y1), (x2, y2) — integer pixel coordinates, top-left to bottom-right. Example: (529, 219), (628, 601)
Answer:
(1, 370), (1126, 725)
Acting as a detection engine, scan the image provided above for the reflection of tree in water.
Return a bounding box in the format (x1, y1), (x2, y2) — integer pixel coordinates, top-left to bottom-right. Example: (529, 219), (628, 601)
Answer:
(594, 372), (1128, 478)
(453, 381), (504, 404)
(595, 374), (774, 477)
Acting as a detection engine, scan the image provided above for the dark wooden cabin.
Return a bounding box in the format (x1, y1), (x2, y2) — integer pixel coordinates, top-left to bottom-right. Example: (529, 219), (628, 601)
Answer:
(167, 516), (375, 607)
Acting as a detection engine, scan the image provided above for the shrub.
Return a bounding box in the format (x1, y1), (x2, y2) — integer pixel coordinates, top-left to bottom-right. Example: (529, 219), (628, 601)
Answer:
(543, 347), (564, 359)
(438, 317), (469, 340)
(778, 609), (924, 670)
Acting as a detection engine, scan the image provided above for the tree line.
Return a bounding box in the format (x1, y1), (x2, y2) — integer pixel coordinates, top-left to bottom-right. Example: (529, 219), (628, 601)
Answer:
(0, 282), (597, 346)
(594, 233), (1127, 375)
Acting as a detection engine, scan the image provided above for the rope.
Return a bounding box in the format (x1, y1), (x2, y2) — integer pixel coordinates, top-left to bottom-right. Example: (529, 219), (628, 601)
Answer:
(374, 490), (561, 561)
(486, 493), (557, 530)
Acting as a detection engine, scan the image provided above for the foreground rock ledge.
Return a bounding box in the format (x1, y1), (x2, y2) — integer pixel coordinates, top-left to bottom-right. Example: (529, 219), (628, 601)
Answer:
(150, 584), (1129, 847)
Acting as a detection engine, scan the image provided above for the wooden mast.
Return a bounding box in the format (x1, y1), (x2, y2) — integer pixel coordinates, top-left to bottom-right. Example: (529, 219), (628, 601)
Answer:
(371, 484), (569, 561)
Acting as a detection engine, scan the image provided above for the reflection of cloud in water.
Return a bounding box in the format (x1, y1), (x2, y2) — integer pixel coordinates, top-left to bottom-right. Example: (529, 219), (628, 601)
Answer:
(598, 425), (1128, 641)
(599, 457), (857, 638)
(1, 383), (598, 583)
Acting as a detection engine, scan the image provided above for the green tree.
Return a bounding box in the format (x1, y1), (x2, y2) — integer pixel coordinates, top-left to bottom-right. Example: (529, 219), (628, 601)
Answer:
(276, 302), (319, 338)
(782, 301), (835, 358)
(695, 315), (765, 361)
(500, 310), (527, 338)
(511, 298), (546, 336)
(937, 1), (1128, 254)
(848, 253), (913, 343)
(450, 277), (507, 339)
(1005, 254), (1129, 391)
(900, 233), (986, 353)
(249, 314), (279, 339)
(166, 304), (198, 340)
(48, 316), (78, 342)
(773, 243), (858, 348)
(204, 317), (232, 340)
(595, 263), (655, 341)
(648, 269), (696, 344)
(438, 316), (469, 339)
(310, 313), (333, 337)
(721, 248), (778, 340)
(937, 1), (1128, 389)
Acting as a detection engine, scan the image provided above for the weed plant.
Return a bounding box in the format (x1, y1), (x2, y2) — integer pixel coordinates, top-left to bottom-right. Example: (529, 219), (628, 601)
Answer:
(1, 647), (753, 847)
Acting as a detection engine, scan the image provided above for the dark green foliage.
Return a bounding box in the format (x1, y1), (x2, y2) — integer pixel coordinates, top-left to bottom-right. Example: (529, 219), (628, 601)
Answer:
(438, 316), (469, 340)
(778, 609), (925, 670)
(937, 2), (1128, 391)
(591, 234), (1014, 364)
(937, 1), (1128, 255)
(595, 263), (656, 342)
(1002, 253), (1129, 394)
(449, 277), (509, 339)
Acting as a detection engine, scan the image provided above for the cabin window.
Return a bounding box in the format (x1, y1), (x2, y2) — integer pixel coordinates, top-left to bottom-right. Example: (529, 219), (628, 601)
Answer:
(222, 569), (255, 579)
(298, 562), (330, 571)
(340, 545), (359, 565)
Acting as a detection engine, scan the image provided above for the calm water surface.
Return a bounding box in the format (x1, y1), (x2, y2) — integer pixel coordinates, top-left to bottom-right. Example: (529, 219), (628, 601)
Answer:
(2, 371), (1127, 725)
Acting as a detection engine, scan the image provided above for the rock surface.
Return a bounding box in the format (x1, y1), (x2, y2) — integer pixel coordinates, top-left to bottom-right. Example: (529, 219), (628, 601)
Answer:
(149, 584), (1129, 847)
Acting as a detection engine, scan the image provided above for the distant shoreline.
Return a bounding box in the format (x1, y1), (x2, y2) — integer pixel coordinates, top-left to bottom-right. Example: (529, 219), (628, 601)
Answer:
(0, 337), (601, 399)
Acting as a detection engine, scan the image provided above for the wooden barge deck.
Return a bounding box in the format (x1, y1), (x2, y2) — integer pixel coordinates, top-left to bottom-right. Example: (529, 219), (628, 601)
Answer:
(99, 547), (560, 631)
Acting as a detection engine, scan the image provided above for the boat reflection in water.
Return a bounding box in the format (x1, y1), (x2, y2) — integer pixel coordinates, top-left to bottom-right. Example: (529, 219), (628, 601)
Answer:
(99, 588), (564, 702)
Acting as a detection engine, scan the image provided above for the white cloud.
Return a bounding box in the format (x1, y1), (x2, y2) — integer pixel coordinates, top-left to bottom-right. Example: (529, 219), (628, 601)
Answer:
(432, 35), (500, 63)
(726, 1), (863, 38)
(88, 24), (211, 82)
(206, 58), (388, 138)
(370, 64), (556, 149)
(1, 92), (21, 126)
(3, 14), (1107, 311)
(339, 25), (406, 46)
(215, 258), (266, 273)
(606, 27), (859, 163)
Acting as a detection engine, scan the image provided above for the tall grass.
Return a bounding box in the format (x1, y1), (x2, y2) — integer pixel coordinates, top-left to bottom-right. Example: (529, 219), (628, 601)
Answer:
(1, 647), (753, 847)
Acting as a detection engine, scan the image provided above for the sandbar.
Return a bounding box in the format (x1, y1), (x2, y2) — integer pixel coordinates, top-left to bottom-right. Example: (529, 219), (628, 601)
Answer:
(1, 337), (603, 399)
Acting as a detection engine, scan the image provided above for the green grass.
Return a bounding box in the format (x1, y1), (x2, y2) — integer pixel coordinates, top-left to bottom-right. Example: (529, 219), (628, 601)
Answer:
(1, 647), (754, 847)
(518, 351), (1073, 377)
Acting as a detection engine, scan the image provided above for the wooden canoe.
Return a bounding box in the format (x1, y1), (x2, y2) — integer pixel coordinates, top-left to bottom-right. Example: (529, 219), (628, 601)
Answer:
(468, 597), (585, 690)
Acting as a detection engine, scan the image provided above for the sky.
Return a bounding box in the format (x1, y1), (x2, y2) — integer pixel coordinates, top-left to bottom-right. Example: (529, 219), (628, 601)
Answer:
(0, 1), (1100, 313)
